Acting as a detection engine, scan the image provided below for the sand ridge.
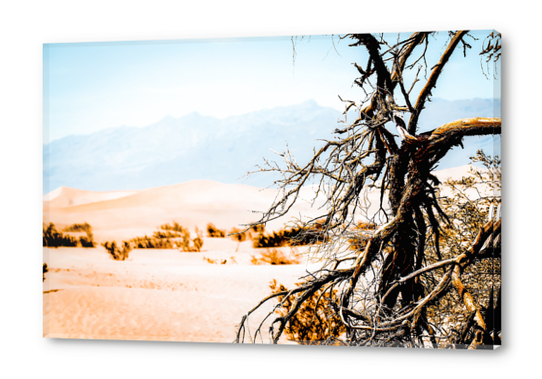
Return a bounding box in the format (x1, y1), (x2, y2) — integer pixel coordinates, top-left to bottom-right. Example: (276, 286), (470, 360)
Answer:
(44, 186), (140, 209)
(43, 180), (330, 242)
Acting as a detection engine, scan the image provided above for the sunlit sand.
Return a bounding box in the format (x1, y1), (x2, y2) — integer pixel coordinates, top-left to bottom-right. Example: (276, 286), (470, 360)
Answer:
(43, 245), (311, 342)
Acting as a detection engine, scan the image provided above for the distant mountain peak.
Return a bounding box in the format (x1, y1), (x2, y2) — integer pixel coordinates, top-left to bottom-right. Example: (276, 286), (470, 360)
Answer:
(299, 99), (319, 107)
(159, 115), (177, 122)
(43, 99), (498, 193)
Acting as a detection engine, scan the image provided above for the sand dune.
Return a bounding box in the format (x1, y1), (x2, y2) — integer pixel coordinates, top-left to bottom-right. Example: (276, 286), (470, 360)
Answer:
(43, 168), (475, 243)
(53, 180), (280, 213)
(44, 186), (139, 209)
(43, 180), (328, 242)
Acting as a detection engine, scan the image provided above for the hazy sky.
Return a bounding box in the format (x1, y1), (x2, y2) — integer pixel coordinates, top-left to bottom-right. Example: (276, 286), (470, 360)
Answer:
(43, 30), (500, 142)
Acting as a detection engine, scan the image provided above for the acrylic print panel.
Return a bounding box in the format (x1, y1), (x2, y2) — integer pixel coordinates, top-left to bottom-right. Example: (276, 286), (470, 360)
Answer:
(43, 30), (501, 348)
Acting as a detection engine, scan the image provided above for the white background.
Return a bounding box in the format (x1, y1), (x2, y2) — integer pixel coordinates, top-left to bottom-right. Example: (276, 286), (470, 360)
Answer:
(0, 1), (537, 377)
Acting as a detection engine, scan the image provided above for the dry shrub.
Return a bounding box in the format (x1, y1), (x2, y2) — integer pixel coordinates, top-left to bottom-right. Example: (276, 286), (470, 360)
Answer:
(191, 227), (204, 252)
(130, 234), (175, 249)
(229, 227), (247, 242)
(63, 223), (91, 233)
(207, 223), (226, 238)
(269, 279), (345, 344)
(43, 222), (77, 247)
(102, 241), (132, 261)
(159, 222), (185, 233)
(43, 222), (96, 248)
(127, 223), (203, 252)
(171, 225), (203, 252)
(63, 222), (95, 247)
(251, 224), (265, 234)
(251, 249), (300, 265)
(252, 223), (323, 248)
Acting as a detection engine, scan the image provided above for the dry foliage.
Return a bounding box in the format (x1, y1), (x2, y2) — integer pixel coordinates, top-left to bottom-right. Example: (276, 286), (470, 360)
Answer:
(250, 249), (300, 265)
(43, 222), (95, 248)
(102, 241), (132, 261)
(269, 279), (346, 345)
(126, 223), (203, 252)
(252, 225), (322, 248)
(207, 223), (226, 238)
(101, 223), (204, 261)
(228, 227), (248, 242)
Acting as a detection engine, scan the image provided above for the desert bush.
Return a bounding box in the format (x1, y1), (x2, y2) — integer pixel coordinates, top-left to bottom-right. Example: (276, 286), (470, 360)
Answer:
(63, 222), (95, 247)
(43, 263), (48, 282)
(207, 223), (226, 238)
(152, 230), (181, 239)
(102, 241), (132, 261)
(63, 222), (91, 234)
(251, 224), (265, 234)
(159, 222), (185, 233)
(229, 227), (247, 242)
(269, 279), (345, 345)
(43, 222), (77, 247)
(174, 226), (203, 252)
(128, 235), (175, 249)
(252, 230), (289, 248)
(252, 226), (320, 248)
(251, 249), (300, 265)
(43, 222), (95, 248)
(241, 224), (265, 241)
(125, 223), (203, 252)
(192, 227), (204, 252)
(78, 236), (95, 247)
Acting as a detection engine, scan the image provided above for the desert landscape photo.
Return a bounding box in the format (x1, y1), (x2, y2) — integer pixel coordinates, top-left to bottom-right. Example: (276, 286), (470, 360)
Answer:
(43, 179), (327, 342)
(44, 30), (501, 348)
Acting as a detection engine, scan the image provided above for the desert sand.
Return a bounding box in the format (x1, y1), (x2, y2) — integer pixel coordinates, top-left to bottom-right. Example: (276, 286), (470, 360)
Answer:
(43, 168), (475, 343)
(43, 243), (313, 343)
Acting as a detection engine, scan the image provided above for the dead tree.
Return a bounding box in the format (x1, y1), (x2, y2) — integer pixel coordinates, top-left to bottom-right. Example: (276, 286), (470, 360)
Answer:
(235, 31), (501, 348)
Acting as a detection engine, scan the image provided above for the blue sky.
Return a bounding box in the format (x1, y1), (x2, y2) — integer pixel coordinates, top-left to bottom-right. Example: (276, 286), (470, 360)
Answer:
(43, 30), (500, 143)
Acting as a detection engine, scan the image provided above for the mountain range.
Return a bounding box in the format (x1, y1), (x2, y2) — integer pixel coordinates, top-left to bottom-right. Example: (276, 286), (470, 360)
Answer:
(43, 98), (500, 193)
